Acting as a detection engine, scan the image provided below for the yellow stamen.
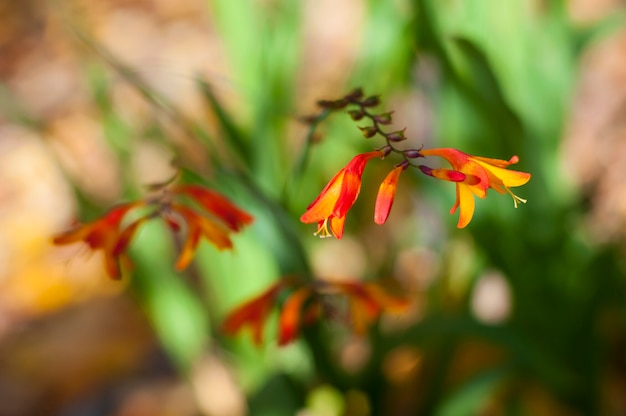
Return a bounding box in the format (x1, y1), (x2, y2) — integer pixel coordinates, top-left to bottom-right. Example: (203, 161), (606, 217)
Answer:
(506, 188), (527, 208)
(314, 218), (333, 238)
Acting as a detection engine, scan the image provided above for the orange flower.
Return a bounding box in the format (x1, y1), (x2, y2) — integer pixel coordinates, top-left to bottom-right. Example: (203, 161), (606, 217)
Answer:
(169, 203), (234, 271)
(221, 282), (285, 345)
(172, 185), (254, 231)
(52, 202), (144, 279)
(420, 148), (531, 228)
(301, 151), (383, 238)
(327, 281), (410, 335)
(277, 287), (322, 346)
(374, 164), (407, 225)
(222, 279), (410, 346)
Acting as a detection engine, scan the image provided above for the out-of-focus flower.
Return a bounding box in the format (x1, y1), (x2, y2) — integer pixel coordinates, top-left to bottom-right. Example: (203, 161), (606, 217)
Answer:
(277, 287), (321, 346)
(169, 203), (234, 270)
(172, 185), (254, 232)
(221, 282), (285, 346)
(53, 202), (144, 279)
(374, 164), (407, 225)
(54, 182), (254, 279)
(301, 151), (383, 238)
(419, 148), (531, 228)
(327, 281), (410, 335)
(221, 278), (410, 346)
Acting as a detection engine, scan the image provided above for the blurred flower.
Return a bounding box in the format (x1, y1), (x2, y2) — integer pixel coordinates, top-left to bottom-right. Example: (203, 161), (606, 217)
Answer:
(222, 278), (410, 346)
(221, 282), (285, 346)
(172, 185), (254, 232)
(169, 203), (234, 270)
(419, 148), (531, 228)
(327, 281), (410, 335)
(54, 183), (254, 279)
(53, 202), (144, 279)
(301, 151), (383, 238)
(374, 164), (407, 225)
(278, 287), (323, 346)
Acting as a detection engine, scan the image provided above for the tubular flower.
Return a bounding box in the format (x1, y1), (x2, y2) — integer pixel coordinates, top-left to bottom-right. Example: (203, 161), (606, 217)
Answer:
(53, 202), (144, 279)
(277, 287), (319, 346)
(221, 282), (286, 346)
(374, 164), (407, 225)
(327, 281), (410, 335)
(53, 182), (254, 279)
(301, 151), (383, 238)
(221, 279), (411, 346)
(171, 185), (254, 232)
(168, 203), (234, 271)
(419, 148), (531, 228)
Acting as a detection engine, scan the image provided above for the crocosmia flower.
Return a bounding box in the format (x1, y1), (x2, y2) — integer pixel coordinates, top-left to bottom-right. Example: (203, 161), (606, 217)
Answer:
(172, 185), (254, 232)
(221, 278), (410, 346)
(53, 182), (254, 279)
(328, 281), (410, 335)
(169, 203), (235, 271)
(277, 287), (318, 346)
(374, 164), (407, 225)
(53, 202), (144, 279)
(221, 282), (285, 346)
(301, 151), (383, 238)
(420, 148), (531, 228)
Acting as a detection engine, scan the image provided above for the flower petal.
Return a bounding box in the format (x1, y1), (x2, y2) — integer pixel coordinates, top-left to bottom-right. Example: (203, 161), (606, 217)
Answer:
(173, 185), (254, 231)
(222, 282), (284, 345)
(300, 170), (345, 224)
(278, 287), (313, 346)
(374, 166), (404, 225)
(471, 158), (532, 188)
(329, 215), (347, 239)
(456, 184), (476, 228)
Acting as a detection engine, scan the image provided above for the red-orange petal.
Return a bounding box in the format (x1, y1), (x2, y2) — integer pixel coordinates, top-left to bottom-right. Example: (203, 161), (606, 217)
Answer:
(113, 216), (151, 256)
(221, 282), (284, 345)
(173, 185), (254, 231)
(172, 204), (233, 270)
(278, 287), (313, 346)
(300, 170), (346, 224)
(374, 166), (405, 225)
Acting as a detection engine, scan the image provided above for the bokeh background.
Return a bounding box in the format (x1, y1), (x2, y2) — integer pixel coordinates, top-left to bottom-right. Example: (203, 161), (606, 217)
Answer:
(2, 0), (626, 415)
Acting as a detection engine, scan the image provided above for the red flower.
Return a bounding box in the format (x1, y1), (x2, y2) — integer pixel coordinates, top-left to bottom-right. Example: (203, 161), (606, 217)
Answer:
(326, 281), (410, 335)
(53, 202), (144, 279)
(222, 279), (410, 346)
(54, 183), (254, 279)
(221, 282), (285, 346)
(374, 164), (407, 225)
(420, 148), (531, 228)
(277, 287), (321, 346)
(167, 203), (234, 270)
(301, 151), (383, 238)
(172, 185), (254, 232)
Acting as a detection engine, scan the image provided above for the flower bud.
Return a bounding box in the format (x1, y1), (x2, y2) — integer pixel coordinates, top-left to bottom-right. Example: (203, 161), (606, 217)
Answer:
(348, 110), (365, 121)
(345, 88), (364, 102)
(379, 145), (392, 158)
(359, 126), (378, 138)
(374, 112), (393, 125)
(361, 95), (380, 107)
(403, 149), (422, 158)
(386, 129), (406, 142)
(317, 99), (348, 109)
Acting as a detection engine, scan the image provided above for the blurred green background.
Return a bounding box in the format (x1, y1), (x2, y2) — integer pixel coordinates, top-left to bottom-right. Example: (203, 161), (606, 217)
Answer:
(1, 0), (626, 415)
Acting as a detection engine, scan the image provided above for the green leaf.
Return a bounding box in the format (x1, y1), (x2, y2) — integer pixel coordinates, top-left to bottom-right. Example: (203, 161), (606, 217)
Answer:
(436, 367), (508, 416)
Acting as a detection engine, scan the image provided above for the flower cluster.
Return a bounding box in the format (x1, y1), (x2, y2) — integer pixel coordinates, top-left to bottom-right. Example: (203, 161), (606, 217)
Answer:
(53, 184), (253, 279)
(221, 278), (410, 346)
(300, 89), (531, 235)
